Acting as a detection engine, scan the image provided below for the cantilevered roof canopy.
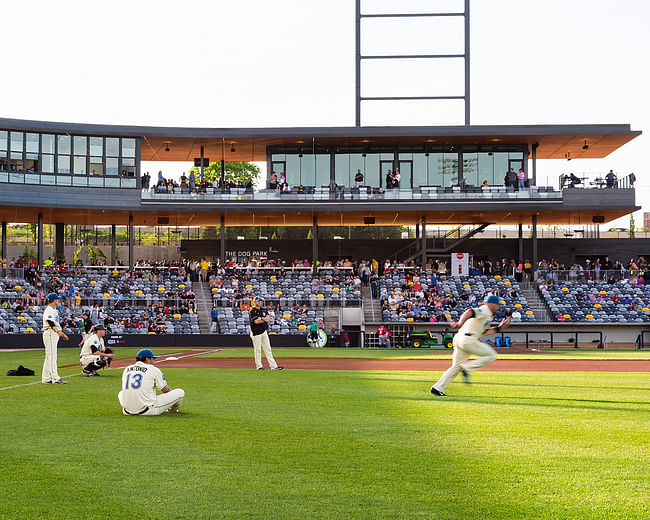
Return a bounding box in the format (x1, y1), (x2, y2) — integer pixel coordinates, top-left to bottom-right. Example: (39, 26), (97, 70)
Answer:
(0, 118), (641, 162)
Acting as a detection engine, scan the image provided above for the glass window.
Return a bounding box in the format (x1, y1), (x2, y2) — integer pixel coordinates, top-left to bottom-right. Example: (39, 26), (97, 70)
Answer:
(122, 158), (135, 177)
(315, 154), (330, 187)
(334, 154), (350, 186)
(298, 155), (315, 186)
(25, 133), (39, 153)
(57, 135), (71, 155)
(462, 152), (478, 186)
(42, 154), (54, 173)
(477, 152), (495, 186)
(90, 137), (103, 156)
(362, 153), (380, 187)
(412, 153), (428, 187)
(73, 156), (87, 175)
(427, 153), (443, 186)
(26, 153), (39, 172)
(106, 157), (118, 176)
(285, 154), (300, 186)
(122, 138), (136, 157)
(106, 138), (119, 157)
(73, 136), (87, 156)
(42, 134), (55, 154)
(493, 152), (508, 184)
(90, 157), (103, 176)
(10, 152), (23, 172)
(57, 155), (71, 174)
(10, 132), (23, 151)
(0, 130), (7, 150)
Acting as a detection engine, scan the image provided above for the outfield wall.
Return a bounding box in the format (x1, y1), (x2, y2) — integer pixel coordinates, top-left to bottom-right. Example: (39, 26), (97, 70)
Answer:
(181, 238), (650, 265)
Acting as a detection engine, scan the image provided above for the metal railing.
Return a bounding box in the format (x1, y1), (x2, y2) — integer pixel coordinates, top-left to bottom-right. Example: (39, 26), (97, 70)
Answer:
(536, 269), (642, 282)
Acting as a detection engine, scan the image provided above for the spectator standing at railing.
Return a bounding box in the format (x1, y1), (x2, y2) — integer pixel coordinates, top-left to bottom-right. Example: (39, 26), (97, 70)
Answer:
(355, 169), (364, 187)
(605, 169), (617, 188)
(517, 168), (526, 190)
(385, 169), (393, 189)
(189, 171), (196, 193)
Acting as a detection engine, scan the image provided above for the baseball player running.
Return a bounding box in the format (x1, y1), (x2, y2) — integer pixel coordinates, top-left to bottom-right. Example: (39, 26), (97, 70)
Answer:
(80, 324), (114, 376)
(42, 292), (69, 384)
(118, 349), (185, 415)
(431, 295), (511, 396)
(249, 297), (283, 370)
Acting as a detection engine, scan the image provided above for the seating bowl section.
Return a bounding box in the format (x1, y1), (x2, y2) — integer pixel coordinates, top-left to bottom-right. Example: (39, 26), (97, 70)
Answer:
(211, 271), (361, 307)
(216, 307), (325, 335)
(540, 281), (650, 323)
(379, 273), (535, 323)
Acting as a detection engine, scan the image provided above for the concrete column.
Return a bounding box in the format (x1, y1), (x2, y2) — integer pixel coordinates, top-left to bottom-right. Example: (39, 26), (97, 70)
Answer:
(220, 215), (226, 267)
(531, 215), (538, 279)
(200, 145), (204, 181)
(531, 143), (537, 186)
(421, 217), (426, 268)
(220, 159), (226, 188)
(110, 224), (117, 265)
(312, 216), (318, 273)
(55, 223), (64, 262)
(37, 213), (44, 269)
(518, 224), (523, 264)
(1, 221), (7, 274)
(128, 215), (134, 270)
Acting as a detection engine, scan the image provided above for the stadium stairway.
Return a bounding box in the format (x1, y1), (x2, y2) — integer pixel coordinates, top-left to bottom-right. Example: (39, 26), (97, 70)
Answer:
(361, 286), (378, 323)
(520, 282), (552, 322)
(196, 280), (213, 333)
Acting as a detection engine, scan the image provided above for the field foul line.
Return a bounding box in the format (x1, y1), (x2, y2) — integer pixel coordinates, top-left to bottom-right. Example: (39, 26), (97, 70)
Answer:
(0, 372), (84, 391)
(154, 349), (222, 363)
(0, 349), (222, 391)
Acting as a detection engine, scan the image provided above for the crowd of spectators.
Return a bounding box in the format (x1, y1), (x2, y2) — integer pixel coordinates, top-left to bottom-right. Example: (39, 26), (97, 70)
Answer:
(378, 270), (520, 322)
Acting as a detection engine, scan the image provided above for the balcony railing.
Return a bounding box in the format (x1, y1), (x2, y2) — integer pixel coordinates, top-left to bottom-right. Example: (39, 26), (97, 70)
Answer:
(0, 171), (137, 188)
(141, 185), (563, 202)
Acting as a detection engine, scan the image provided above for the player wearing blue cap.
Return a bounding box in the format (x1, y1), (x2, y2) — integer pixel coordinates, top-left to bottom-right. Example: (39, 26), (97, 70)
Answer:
(118, 349), (185, 415)
(431, 295), (511, 396)
(42, 292), (69, 384)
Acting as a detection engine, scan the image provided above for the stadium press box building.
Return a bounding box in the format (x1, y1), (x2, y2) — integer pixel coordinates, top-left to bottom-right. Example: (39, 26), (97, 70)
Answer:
(0, 117), (641, 271)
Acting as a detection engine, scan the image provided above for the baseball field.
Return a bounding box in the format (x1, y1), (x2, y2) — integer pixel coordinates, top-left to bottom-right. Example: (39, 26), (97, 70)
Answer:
(1, 347), (649, 520)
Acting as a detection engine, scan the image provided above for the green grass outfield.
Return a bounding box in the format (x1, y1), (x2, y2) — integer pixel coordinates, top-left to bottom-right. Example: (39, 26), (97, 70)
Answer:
(0, 349), (649, 519)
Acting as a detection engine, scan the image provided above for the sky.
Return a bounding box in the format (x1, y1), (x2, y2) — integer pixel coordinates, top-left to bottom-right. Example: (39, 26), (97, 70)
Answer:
(3, 0), (649, 226)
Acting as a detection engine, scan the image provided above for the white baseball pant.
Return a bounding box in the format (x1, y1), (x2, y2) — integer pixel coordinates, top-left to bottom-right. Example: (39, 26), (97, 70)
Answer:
(433, 334), (497, 392)
(119, 389), (185, 416)
(42, 330), (61, 383)
(250, 331), (278, 369)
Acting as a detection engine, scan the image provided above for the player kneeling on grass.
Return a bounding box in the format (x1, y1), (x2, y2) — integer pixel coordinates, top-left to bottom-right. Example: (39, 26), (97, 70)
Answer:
(80, 324), (114, 377)
(118, 349), (185, 416)
(431, 295), (511, 396)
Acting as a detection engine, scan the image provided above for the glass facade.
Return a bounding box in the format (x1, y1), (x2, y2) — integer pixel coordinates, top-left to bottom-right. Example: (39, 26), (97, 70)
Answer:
(0, 129), (139, 188)
(268, 145), (526, 189)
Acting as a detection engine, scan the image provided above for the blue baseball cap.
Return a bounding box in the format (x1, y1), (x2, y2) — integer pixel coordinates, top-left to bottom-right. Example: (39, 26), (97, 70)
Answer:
(136, 349), (158, 359)
(253, 296), (263, 302)
(485, 295), (501, 305)
(47, 292), (60, 302)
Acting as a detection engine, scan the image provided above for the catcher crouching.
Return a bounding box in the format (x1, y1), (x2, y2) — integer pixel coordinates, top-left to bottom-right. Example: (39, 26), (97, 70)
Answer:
(80, 325), (114, 377)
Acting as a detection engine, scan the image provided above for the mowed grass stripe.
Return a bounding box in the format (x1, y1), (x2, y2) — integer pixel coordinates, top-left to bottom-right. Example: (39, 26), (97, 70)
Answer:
(0, 367), (648, 519)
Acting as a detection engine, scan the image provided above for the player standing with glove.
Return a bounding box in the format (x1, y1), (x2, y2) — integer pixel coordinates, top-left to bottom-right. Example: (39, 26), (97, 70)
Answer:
(431, 295), (511, 396)
(42, 292), (69, 384)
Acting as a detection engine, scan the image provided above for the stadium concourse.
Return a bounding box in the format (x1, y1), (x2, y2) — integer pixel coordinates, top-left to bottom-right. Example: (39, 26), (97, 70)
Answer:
(2, 255), (650, 345)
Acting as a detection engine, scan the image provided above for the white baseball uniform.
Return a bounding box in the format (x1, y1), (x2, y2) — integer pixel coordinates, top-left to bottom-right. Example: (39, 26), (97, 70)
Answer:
(80, 333), (105, 368)
(42, 305), (62, 383)
(118, 361), (184, 416)
(433, 304), (498, 392)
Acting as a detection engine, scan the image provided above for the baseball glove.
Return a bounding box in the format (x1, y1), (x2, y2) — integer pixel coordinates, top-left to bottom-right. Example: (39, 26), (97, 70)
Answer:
(102, 347), (114, 367)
